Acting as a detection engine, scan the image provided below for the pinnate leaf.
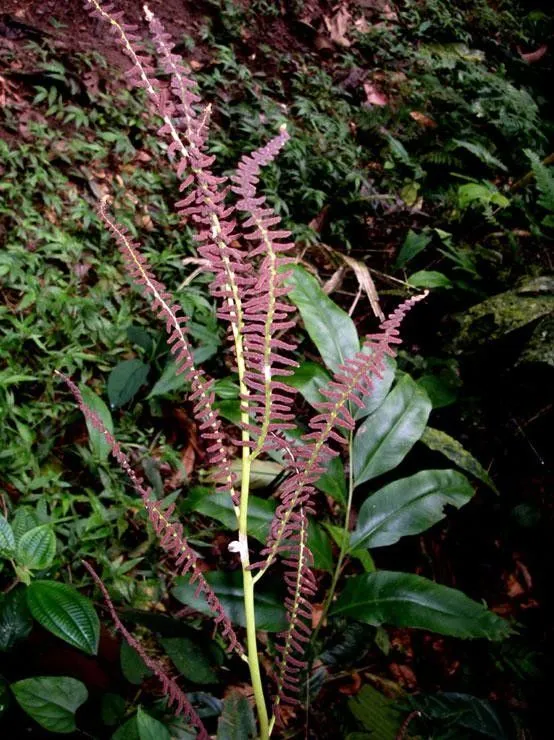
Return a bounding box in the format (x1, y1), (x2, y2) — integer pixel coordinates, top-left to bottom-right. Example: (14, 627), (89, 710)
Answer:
(26, 580), (99, 655)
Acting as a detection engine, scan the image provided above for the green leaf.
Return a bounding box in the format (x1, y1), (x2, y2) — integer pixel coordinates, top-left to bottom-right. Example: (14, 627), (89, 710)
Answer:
(136, 707), (171, 740)
(407, 270), (453, 289)
(172, 571), (287, 632)
(286, 264), (359, 373)
(11, 676), (88, 734)
(315, 455), (347, 505)
(0, 587), (33, 652)
(147, 360), (188, 398)
(350, 470), (475, 551)
(453, 140), (507, 172)
(0, 515), (15, 558)
(113, 715), (140, 740)
(101, 693), (127, 727)
(420, 427), (499, 494)
(17, 525), (56, 570)
(417, 374), (458, 408)
(348, 684), (403, 740)
(410, 692), (508, 739)
(324, 523), (375, 572)
(160, 637), (218, 684)
(120, 641), (153, 685)
(108, 359), (150, 409)
(352, 376), (432, 487)
(79, 385), (114, 462)
(217, 691), (256, 740)
(127, 326), (154, 355)
(281, 361), (331, 407)
(330, 571), (511, 640)
(187, 489), (273, 543)
(26, 580), (100, 655)
(307, 521), (334, 572)
(395, 229), (433, 269)
(355, 352), (397, 421)
(11, 508), (41, 544)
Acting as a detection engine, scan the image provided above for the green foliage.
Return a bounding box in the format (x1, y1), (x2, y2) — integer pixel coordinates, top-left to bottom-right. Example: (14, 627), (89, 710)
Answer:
(11, 676), (88, 734)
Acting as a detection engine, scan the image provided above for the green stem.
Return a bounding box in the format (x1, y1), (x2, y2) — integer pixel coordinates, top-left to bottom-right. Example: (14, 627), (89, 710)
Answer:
(311, 431), (355, 648)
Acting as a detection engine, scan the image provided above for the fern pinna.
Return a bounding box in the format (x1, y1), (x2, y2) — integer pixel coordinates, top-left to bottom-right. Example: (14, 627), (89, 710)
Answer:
(60, 2), (425, 737)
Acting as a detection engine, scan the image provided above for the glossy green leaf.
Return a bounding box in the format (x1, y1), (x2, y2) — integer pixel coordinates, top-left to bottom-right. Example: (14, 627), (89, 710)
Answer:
(0, 587), (33, 652)
(281, 360), (332, 407)
(11, 676), (88, 734)
(395, 229), (433, 269)
(187, 489), (273, 543)
(108, 359), (150, 409)
(120, 641), (153, 685)
(147, 360), (188, 398)
(353, 375), (432, 487)
(160, 637), (218, 684)
(410, 692), (508, 739)
(307, 520), (334, 572)
(26, 580), (100, 655)
(136, 707), (171, 740)
(79, 384), (114, 461)
(350, 470), (475, 551)
(330, 571), (511, 640)
(17, 525), (56, 570)
(355, 352), (397, 421)
(315, 455), (347, 505)
(0, 515), (15, 558)
(172, 571), (287, 632)
(286, 264), (359, 373)
(112, 715), (140, 740)
(420, 427), (499, 494)
(324, 523), (375, 573)
(408, 270), (453, 289)
(217, 691), (256, 740)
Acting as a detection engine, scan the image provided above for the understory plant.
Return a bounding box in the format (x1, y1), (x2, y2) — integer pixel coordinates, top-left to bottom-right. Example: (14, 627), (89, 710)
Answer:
(41, 1), (511, 737)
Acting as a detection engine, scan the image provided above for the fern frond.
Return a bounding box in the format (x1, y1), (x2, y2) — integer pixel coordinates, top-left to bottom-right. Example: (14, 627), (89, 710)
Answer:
(57, 372), (242, 656)
(255, 291), (428, 573)
(231, 126), (299, 457)
(273, 510), (315, 726)
(97, 200), (239, 506)
(525, 149), (554, 213)
(83, 561), (209, 738)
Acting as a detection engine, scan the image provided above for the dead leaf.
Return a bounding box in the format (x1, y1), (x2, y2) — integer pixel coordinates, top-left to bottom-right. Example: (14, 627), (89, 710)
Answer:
(518, 44), (548, 64)
(409, 110), (437, 128)
(323, 6), (352, 47)
(389, 663), (417, 689)
(323, 266), (346, 295)
(341, 253), (384, 321)
(363, 81), (388, 106)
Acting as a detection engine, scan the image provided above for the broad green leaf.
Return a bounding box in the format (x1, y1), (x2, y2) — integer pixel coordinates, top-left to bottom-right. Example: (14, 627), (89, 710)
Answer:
(324, 523), (375, 572)
(127, 326), (154, 355)
(307, 520), (334, 572)
(348, 684), (403, 740)
(0, 587), (33, 652)
(17, 525), (56, 570)
(26, 580), (100, 655)
(186, 489), (273, 543)
(395, 229), (433, 269)
(286, 264), (359, 373)
(217, 691), (256, 740)
(11, 507), (40, 544)
(417, 374), (458, 408)
(330, 571), (511, 640)
(136, 707), (171, 740)
(0, 515), (15, 557)
(281, 361), (331, 407)
(420, 427), (499, 494)
(79, 384), (114, 461)
(408, 270), (453, 289)
(350, 470), (475, 551)
(101, 693), (127, 727)
(120, 641), (153, 685)
(11, 676), (88, 734)
(355, 351), (397, 421)
(113, 715), (140, 740)
(172, 571), (286, 632)
(410, 692), (508, 739)
(160, 637), (218, 684)
(108, 359), (150, 408)
(353, 375), (432, 487)
(147, 360), (188, 398)
(315, 455), (347, 505)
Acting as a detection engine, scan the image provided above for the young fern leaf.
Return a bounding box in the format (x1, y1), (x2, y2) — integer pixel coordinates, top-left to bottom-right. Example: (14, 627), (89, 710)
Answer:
(231, 127), (299, 457)
(97, 200), (239, 506)
(56, 372), (242, 656)
(255, 291), (428, 573)
(273, 509), (316, 727)
(83, 561), (209, 739)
